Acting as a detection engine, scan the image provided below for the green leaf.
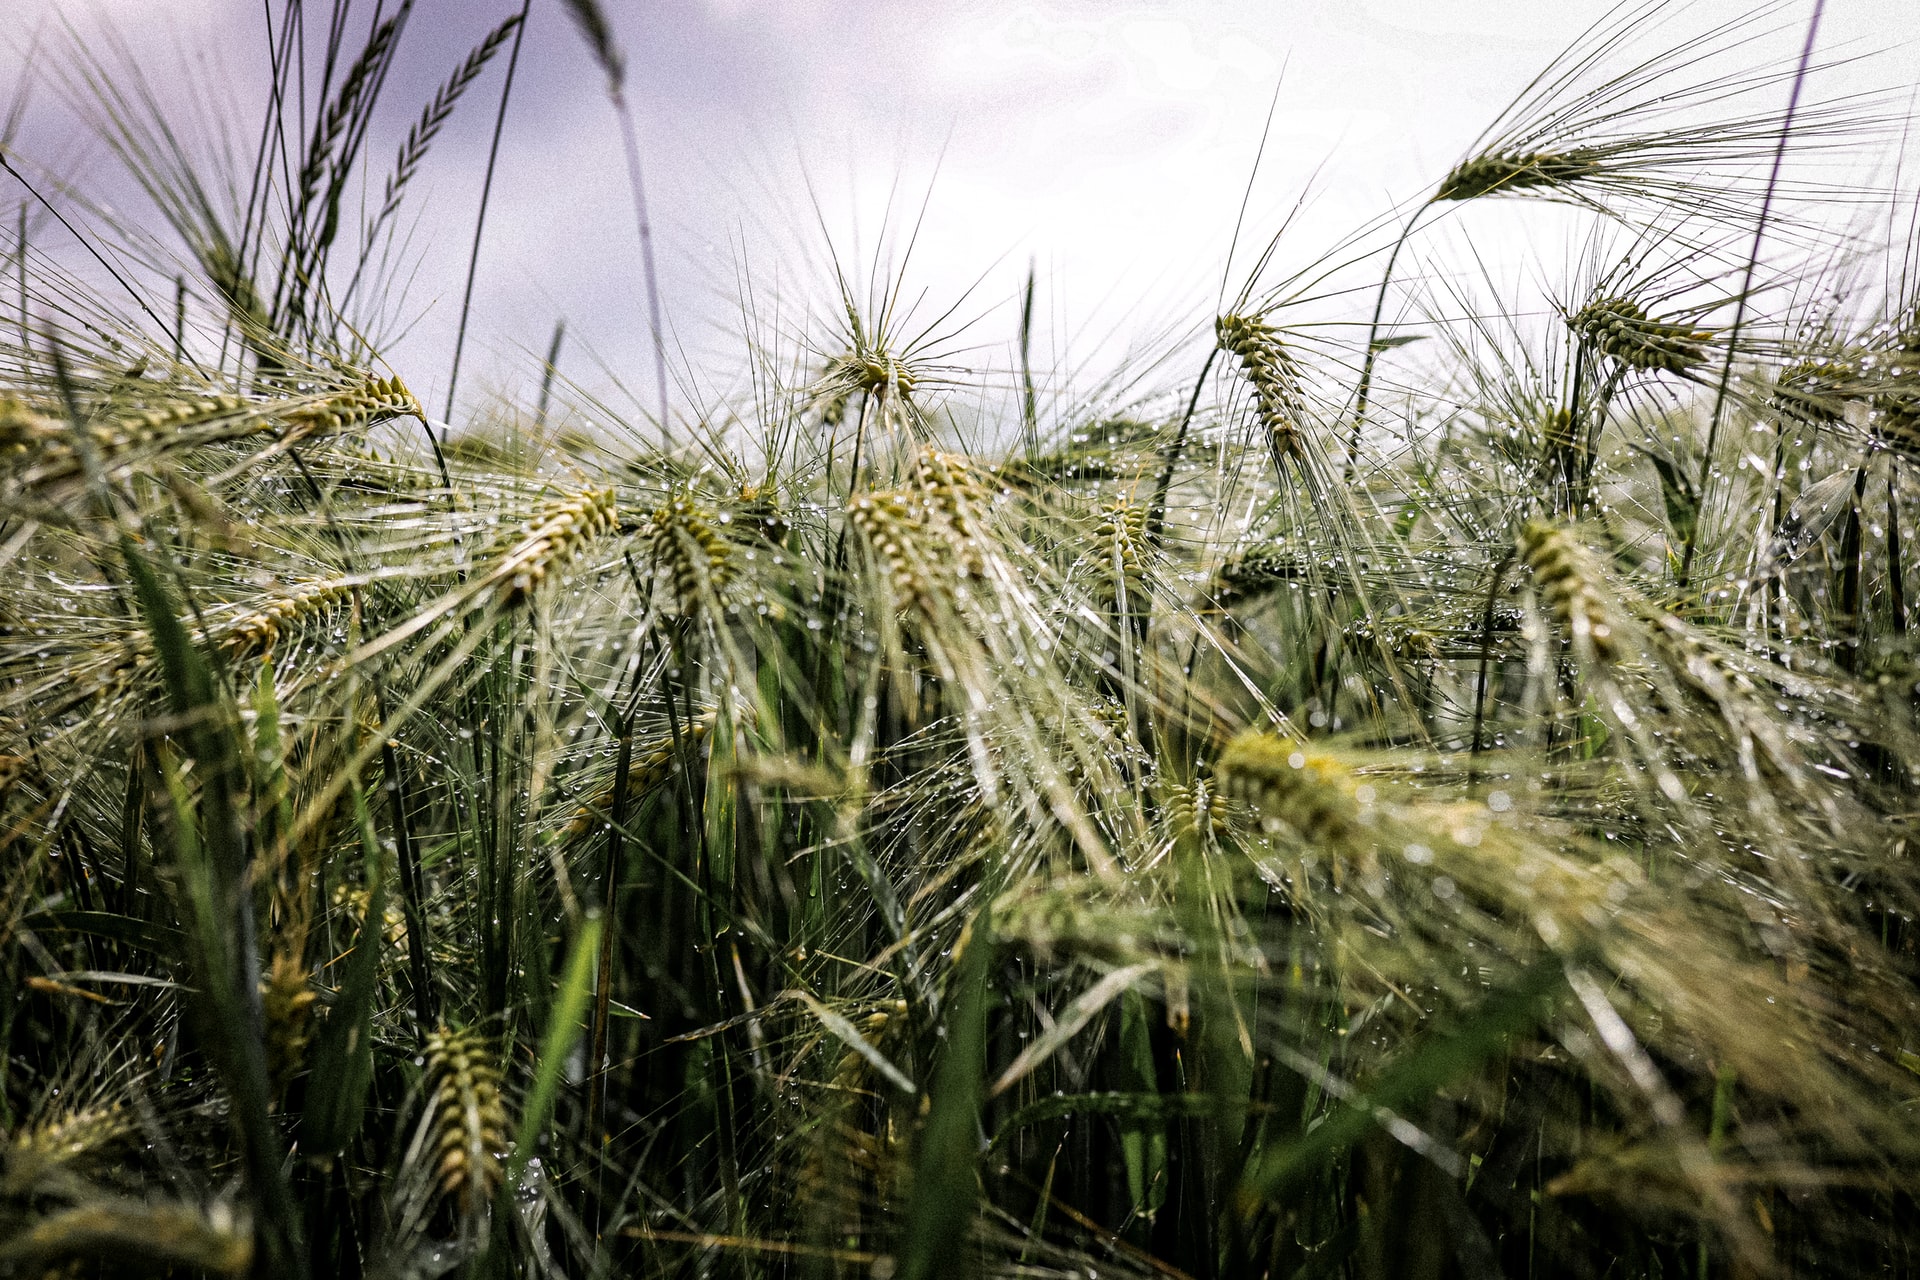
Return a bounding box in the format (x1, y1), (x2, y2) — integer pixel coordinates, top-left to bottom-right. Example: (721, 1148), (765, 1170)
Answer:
(899, 908), (995, 1280)
(505, 910), (604, 1193)
(303, 779), (386, 1153)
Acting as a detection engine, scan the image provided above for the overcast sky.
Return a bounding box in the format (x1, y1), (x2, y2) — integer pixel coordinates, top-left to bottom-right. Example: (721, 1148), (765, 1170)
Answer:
(5, 0), (1918, 432)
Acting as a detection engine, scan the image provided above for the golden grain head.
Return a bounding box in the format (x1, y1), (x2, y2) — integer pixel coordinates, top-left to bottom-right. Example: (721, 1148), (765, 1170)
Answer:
(495, 485), (618, 603)
(1214, 729), (1362, 847)
(1518, 518), (1617, 661)
(423, 1026), (509, 1212)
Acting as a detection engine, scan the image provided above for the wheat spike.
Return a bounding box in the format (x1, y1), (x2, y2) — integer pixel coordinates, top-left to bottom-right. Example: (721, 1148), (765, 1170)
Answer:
(1569, 296), (1711, 375)
(1215, 730), (1363, 849)
(489, 485), (618, 605)
(260, 952), (317, 1100)
(1870, 317), (1920, 455)
(12, 1104), (131, 1170)
(277, 374), (422, 441)
(373, 16), (524, 235)
(1163, 775), (1233, 844)
(1771, 359), (1855, 426)
(221, 580), (354, 659)
(1209, 543), (1302, 609)
(0, 1199), (253, 1275)
(846, 488), (970, 611)
(1434, 149), (1603, 202)
(11, 375), (419, 498)
(648, 494), (732, 618)
(911, 445), (988, 576)
(812, 344), (919, 427)
(1092, 495), (1149, 611)
(423, 1026), (509, 1213)
(1217, 312), (1306, 464)
(0, 394), (58, 459)
(1519, 518), (1618, 662)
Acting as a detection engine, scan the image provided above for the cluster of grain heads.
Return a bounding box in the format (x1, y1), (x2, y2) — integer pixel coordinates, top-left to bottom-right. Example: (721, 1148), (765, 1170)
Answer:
(488, 485), (617, 605)
(847, 457), (989, 613)
(1433, 149), (1604, 202)
(1216, 312), (1306, 467)
(647, 494), (732, 618)
(1569, 295), (1711, 375)
(1519, 518), (1619, 661)
(422, 1026), (509, 1214)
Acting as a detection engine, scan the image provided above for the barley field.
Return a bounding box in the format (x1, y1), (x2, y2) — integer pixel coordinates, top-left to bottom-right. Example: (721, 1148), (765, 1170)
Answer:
(1, 1), (1918, 1277)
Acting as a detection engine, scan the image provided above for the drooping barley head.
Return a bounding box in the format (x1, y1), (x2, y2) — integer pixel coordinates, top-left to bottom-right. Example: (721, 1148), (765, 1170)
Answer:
(221, 581), (355, 660)
(1569, 296), (1710, 375)
(1216, 313), (1306, 464)
(1519, 518), (1618, 662)
(489, 486), (618, 606)
(1434, 149), (1604, 202)
(422, 1026), (509, 1213)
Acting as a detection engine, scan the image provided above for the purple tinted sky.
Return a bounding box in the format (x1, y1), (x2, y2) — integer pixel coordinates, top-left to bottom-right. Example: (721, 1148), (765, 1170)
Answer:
(6, 1), (1917, 430)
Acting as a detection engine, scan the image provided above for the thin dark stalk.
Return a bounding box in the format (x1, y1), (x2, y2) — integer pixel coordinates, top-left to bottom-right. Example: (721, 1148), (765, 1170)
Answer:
(1020, 261), (1038, 455)
(1345, 205), (1428, 482)
(535, 318), (566, 431)
(1470, 553), (1514, 777)
(444, 0), (533, 422)
(1682, 0), (1826, 586)
(1840, 464), (1866, 672)
(172, 276), (185, 364)
(612, 92), (670, 438)
(1147, 346), (1220, 548)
